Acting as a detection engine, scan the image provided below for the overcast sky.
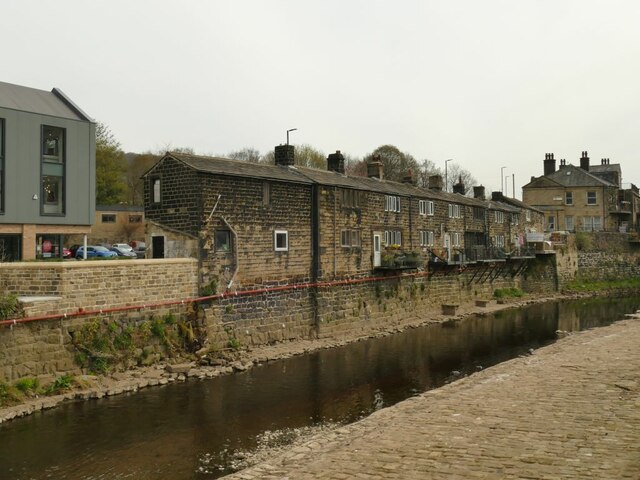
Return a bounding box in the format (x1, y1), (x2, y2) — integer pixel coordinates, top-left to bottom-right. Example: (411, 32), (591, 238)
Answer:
(4, 0), (639, 198)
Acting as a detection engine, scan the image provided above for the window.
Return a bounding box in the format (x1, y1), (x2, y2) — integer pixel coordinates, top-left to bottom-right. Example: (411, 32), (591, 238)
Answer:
(419, 230), (434, 247)
(341, 229), (361, 247)
(581, 216), (602, 232)
(152, 178), (161, 203)
(0, 118), (4, 213)
(419, 200), (434, 216)
(262, 182), (271, 206)
(565, 216), (574, 231)
(41, 125), (65, 215)
(526, 210), (531, 222)
(547, 215), (555, 231)
(495, 211), (504, 223)
(587, 191), (597, 205)
(101, 214), (116, 223)
(274, 230), (288, 251)
(452, 232), (461, 247)
(494, 235), (505, 247)
(384, 230), (402, 246)
(473, 207), (484, 220)
(565, 191), (573, 205)
(342, 189), (360, 208)
(384, 195), (401, 213)
(215, 230), (231, 252)
(129, 214), (142, 224)
(448, 204), (461, 218)
(511, 213), (519, 225)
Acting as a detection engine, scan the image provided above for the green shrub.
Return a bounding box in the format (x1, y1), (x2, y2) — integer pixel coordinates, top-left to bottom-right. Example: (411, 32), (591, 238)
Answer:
(14, 377), (40, 394)
(575, 232), (592, 251)
(46, 374), (74, 395)
(494, 287), (524, 299)
(0, 293), (19, 320)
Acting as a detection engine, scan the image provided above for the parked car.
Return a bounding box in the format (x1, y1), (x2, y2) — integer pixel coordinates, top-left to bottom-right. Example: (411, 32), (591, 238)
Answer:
(63, 247), (72, 259)
(113, 243), (134, 252)
(109, 246), (137, 258)
(68, 244), (82, 257)
(75, 246), (118, 260)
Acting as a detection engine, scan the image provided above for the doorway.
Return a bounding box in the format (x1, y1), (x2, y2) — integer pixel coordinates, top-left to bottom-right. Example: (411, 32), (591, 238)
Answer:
(373, 232), (382, 267)
(152, 236), (165, 259)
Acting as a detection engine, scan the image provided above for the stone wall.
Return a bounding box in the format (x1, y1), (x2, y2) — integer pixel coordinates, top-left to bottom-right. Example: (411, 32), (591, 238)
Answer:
(0, 259), (198, 317)
(576, 232), (640, 281)
(0, 257), (553, 383)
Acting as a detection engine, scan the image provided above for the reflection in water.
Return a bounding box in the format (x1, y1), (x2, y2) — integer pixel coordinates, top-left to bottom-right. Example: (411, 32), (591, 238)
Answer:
(1, 296), (639, 479)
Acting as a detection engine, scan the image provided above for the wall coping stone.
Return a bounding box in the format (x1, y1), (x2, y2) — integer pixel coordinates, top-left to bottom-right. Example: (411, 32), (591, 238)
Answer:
(0, 258), (197, 271)
(17, 296), (62, 303)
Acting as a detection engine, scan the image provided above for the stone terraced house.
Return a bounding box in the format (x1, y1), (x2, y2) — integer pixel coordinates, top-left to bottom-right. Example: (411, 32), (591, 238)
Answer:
(143, 146), (544, 291)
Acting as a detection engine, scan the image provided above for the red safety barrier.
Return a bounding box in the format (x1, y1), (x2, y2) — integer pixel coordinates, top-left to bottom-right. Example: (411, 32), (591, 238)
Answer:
(0, 270), (432, 327)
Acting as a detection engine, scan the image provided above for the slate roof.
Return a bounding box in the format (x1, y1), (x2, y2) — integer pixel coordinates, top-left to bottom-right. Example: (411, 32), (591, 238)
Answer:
(0, 81), (93, 122)
(158, 152), (537, 212)
(524, 164), (615, 188)
(165, 152), (313, 185)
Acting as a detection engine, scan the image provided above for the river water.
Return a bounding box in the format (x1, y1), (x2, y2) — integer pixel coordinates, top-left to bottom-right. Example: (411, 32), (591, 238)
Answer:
(1, 296), (639, 479)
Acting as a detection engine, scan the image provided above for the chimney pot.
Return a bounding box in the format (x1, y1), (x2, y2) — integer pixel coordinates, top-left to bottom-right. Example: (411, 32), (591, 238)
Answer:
(473, 185), (486, 200)
(367, 157), (384, 179)
(580, 150), (590, 172)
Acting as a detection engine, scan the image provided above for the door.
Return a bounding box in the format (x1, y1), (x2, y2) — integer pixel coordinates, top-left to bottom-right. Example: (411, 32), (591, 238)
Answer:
(443, 233), (451, 262)
(373, 232), (382, 267)
(152, 236), (165, 259)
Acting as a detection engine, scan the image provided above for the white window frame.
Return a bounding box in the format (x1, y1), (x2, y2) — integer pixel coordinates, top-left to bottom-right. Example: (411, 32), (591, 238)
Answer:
(419, 200), (426, 216)
(495, 211), (504, 223)
(385, 195), (401, 213)
(525, 210), (531, 222)
(494, 235), (505, 247)
(420, 230), (434, 247)
(452, 232), (461, 247)
(152, 178), (161, 203)
(274, 230), (289, 251)
(448, 204), (461, 219)
(384, 230), (402, 246)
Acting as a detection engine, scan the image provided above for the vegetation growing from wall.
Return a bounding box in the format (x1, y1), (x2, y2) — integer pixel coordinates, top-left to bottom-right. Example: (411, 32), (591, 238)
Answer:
(71, 313), (203, 374)
(0, 293), (20, 320)
(575, 232), (592, 251)
(493, 287), (524, 299)
(563, 277), (640, 293)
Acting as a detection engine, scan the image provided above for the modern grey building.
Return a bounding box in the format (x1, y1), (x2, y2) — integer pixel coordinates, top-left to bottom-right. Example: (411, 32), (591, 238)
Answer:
(0, 81), (95, 260)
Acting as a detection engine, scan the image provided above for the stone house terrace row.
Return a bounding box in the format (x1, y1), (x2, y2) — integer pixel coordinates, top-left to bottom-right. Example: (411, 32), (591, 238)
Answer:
(143, 146), (544, 291)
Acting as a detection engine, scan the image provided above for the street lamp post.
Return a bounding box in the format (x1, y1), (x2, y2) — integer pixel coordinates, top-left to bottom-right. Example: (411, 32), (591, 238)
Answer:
(445, 159), (453, 192)
(286, 128), (297, 145)
(500, 166), (507, 193)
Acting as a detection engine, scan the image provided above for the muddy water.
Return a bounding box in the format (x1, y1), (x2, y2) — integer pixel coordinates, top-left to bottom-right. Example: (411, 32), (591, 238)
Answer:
(1, 296), (639, 479)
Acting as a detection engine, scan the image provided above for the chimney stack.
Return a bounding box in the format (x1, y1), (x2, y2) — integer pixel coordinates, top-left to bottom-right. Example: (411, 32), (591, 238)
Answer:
(274, 144), (295, 166)
(428, 174), (444, 191)
(559, 159), (567, 169)
(327, 150), (345, 174)
(402, 169), (416, 185)
(601, 158), (609, 165)
(452, 176), (466, 195)
(580, 151), (590, 171)
(473, 185), (486, 200)
(543, 153), (556, 176)
(367, 155), (384, 179)
(491, 191), (505, 201)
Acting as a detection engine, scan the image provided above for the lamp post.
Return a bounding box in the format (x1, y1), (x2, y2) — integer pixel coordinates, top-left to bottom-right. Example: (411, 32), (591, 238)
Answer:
(500, 166), (507, 193)
(286, 128), (297, 145)
(444, 159), (453, 192)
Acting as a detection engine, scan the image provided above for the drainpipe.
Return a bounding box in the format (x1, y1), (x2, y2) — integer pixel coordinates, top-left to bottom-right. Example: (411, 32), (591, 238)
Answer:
(408, 196), (413, 250)
(220, 215), (239, 290)
(312, 184), (321, 282)
(333, 186), (337, 277)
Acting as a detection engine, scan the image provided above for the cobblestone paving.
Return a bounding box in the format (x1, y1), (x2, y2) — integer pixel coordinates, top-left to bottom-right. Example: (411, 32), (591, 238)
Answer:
(227, 316), (640, 479)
